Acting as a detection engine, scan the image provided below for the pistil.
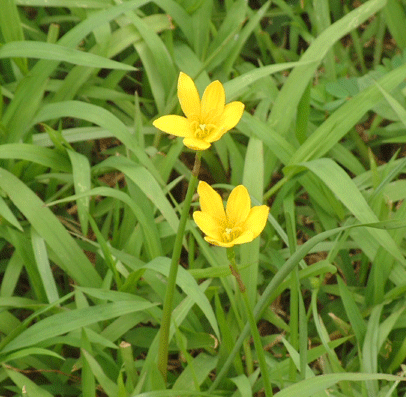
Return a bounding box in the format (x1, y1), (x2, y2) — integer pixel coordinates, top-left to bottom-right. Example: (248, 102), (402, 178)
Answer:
(191, 121), (216, 139)
(222, 226), (242, 243)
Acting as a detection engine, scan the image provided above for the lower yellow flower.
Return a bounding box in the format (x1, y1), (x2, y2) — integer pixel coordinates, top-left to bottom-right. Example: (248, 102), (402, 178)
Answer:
(193, 181), (269, 247)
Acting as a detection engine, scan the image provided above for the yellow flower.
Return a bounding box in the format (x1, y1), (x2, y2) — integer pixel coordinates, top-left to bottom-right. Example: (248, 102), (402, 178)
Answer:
(193, 181), (269, 247)
(153, 72), (245, 151)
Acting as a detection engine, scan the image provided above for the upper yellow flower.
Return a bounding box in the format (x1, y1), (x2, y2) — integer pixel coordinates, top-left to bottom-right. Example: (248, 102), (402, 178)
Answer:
(193, 181), (269, 247)
(153, 72), (245, 151)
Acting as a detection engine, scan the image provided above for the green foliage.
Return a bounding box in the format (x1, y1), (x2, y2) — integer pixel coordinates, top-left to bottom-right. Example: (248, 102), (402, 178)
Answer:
(1, 0), (406, 396)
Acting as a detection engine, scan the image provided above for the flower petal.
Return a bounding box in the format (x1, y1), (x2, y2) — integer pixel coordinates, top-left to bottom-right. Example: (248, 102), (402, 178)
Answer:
(203, 230), (254, 247)
(223, 100), (245, 128)
(231, 230), (255, 245)
(226, 185), (251, 227)
(221, 101), (245, 130)
(178, 72), (201, 119)
(204, 236), (235, 248)
(207, 101), (245, 142)
(243, 205), (269, 240)
(193, 211), (223, 241)
(197, 181), (226, 223)
(153, 115), (191, 137)
(183, 137), (211, 151)
(201, 80), (225, 122)
(205, 127), (223, 143)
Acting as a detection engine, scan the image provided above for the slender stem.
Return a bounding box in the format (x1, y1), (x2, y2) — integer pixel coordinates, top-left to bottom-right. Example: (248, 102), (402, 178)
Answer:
(227, 248), (274, 397)
(263, 177), (287, 201)
(157, 151), (202, 381)
(349, 128), (370, 168)
(289, 268), (299, 380)
(227, 249), (254, 375)
(210, 224), (363, 392)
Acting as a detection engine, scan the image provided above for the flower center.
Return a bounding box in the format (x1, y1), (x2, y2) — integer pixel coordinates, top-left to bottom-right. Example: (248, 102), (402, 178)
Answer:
(222, 226), (242, 243)
(191, 120), (216, 139)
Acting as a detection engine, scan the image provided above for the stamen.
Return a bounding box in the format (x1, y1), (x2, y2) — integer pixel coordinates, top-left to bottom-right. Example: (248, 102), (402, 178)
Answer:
(222, 226), (242, 243)
(194, 122), (217, 139)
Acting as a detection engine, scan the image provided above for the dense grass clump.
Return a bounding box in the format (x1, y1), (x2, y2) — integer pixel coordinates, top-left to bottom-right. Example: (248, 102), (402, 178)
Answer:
(1, 0), (406, 396)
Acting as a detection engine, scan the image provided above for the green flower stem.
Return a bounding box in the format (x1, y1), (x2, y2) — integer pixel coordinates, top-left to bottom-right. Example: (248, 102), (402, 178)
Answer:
(263, 177), (287, 201)
(214, 263), (254, 375)
(349, 128), (370, 167)
(226, 248), (273, 397)
(157, 151), (202, 382)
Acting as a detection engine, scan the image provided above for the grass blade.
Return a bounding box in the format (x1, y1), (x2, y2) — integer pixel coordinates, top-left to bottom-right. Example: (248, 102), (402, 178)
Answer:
(0, 168), (102, 287)
(269, 0), (387, 136)
(0, 41), (136, 70)
(274, 373), (402, 397)
(1, 300), (157, 353)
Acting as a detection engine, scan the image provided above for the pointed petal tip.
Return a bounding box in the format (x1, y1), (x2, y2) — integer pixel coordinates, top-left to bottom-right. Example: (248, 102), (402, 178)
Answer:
(201, 80), (226, 120)
(220, 101), (245, 130)
(193, 211), (223, 241)
(197, 180), (213, 198)
(197, 180), (226, 222)
(226, 185), (251, 226)
(197, 180), (208, 189)
(177, 73), (201, 120)
(153, 115), (191, 137)
(178, 71), (191, 86)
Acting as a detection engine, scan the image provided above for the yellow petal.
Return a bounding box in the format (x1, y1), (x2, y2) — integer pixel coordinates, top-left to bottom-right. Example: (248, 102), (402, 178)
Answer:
(204, 230), (254, 247)
(226, 185), (251, 227)
(153, 115), (191, 137)
(220, 101), (245, 131)
(193, 211), (223, 241)
(207, 101), (244, 142)
(183, 137), (211, 151)
(205, 126), (223, 143)
(204, 236), (235, 247)
(178, 72), (201, 119)
(197, 181), (226, 223)
(231, 230), (255, 245)
(243, 205), (269, 239)
(201, 80), (225, 122)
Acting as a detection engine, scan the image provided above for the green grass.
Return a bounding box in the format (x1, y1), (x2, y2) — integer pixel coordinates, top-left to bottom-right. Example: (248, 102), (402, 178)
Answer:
(1, 0), (406, 396)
